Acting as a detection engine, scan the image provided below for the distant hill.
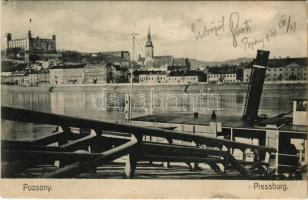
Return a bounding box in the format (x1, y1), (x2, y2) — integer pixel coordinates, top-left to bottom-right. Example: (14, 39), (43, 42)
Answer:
(188, 57), (253, 69)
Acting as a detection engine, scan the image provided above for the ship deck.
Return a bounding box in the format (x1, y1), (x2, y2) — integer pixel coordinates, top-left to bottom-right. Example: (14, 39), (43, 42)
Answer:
(132, 113), (307, 139)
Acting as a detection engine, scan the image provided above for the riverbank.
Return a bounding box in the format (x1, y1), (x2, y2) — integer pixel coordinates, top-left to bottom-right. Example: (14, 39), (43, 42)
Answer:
(1, 82), (307, 93)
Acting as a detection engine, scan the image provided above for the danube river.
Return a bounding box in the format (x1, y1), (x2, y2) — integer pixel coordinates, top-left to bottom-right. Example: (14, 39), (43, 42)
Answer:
(1, 87), (305, 140)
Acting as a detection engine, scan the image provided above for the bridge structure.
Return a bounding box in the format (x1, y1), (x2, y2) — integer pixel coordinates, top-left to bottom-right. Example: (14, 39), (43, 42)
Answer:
(1, 106), (284, 179)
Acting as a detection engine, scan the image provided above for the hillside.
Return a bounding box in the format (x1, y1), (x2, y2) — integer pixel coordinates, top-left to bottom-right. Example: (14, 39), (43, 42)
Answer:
(188, 57), (253, 69)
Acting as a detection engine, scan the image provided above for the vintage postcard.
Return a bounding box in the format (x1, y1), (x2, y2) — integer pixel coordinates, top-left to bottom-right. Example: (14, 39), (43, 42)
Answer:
(0, 0), (307, 199)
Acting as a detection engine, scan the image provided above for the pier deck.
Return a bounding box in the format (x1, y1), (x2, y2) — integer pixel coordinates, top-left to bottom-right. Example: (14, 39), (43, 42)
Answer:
(2, 106), (305, 179)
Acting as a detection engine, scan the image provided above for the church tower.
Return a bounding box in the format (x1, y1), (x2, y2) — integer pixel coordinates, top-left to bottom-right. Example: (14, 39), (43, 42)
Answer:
(144, 27), (154, 67)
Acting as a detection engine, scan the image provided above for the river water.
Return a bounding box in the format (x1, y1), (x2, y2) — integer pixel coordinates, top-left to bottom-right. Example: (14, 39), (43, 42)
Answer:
(1, 88), (305, 140)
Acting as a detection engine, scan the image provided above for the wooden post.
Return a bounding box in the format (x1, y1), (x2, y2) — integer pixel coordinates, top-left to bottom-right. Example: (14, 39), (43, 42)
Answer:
(163, 138), (173, 168)
(305, 139), (308, 178)
(125, 94), (131, 123)
(58, 126), (70, 146)
(149, 88), (154, 115)
(230, 128), (234, 154)
(275, 131), (279, 175)
(124, 152), (137, 179)
(124, 134), (141, 179)
(55, 126), (68, 168)
(190, 141), (200, 171)
(242, 149), (246, 161)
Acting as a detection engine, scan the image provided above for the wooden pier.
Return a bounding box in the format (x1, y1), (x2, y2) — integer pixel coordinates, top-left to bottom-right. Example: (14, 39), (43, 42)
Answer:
(2, 106), (304, 179)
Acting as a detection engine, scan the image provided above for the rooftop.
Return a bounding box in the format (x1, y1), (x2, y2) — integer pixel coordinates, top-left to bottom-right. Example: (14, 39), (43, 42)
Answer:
(50, 63), (86, 69)
(152, 56), (173, 68)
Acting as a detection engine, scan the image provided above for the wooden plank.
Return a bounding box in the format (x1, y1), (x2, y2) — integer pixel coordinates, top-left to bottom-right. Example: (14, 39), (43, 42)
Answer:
(31, 132), (66, 145)
(1, 161), (36, 178)
(3, 150), (102, 162)
(140, 141), (227, 158)
(59, 135), (97, 151)
(40, 139), (138, 178)
(224, 154), (248, 176)
(2, 141), (62, 152)
(2, 140), (32, 146)
(139, 155), (223, 163)
(2, 106), (276, 153)
(31, 131), (91, 145)
(2, 135), (129, 153)
(206, 161), (224, 175)
(240, 161), (269, 166)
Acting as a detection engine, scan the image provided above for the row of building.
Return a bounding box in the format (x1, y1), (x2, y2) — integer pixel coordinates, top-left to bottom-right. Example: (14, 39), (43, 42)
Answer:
(2, 29), (307, 85)
(134, 27), (307, 84)
(135, 57), (307, 84)
(2, 58), (307, 86)
(136, 70), (206, 84)
(1, 63), (128, 86)
(1, 70), (49, 86)
(243, 57), (307, 83)
(50, 63), (128, 85)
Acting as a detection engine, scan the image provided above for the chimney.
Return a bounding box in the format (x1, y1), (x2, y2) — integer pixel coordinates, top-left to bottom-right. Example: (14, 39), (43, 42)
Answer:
(28, 30), (32, 38)
(52, 35), (56, 40)
(243, 50), (270, 121)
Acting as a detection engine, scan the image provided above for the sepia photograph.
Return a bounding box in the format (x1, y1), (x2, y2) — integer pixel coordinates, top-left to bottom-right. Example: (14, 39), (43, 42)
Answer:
(0, 0), (307, 198)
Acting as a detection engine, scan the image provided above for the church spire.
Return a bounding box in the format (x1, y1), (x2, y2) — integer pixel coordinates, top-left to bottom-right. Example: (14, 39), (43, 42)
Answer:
(145, 26), (153, 47)
(147, 26), (151, 41)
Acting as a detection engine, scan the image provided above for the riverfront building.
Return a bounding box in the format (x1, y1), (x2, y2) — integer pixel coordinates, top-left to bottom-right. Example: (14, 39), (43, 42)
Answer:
(243, 57), (307, 83)
(207, 66), (241, 83)
(138, 70), (204, 84)
(207, 73), (238, 83)
(1, 72), (26, 85)
(49, 63), (127, 85)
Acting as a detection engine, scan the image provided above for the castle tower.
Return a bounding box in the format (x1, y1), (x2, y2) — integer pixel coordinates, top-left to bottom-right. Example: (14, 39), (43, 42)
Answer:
(28, 30), (32, 38)
(144, 27), (154, 67)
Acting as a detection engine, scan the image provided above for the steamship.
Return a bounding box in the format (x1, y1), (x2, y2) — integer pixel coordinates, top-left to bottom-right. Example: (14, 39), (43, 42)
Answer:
(131, 50), (307, 179)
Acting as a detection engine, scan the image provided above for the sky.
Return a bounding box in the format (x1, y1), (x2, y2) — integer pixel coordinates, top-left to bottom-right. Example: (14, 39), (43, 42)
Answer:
(1, 1), (307, 61)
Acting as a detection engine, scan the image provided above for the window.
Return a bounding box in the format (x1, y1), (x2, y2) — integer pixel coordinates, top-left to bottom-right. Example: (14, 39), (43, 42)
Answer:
(296, 101), (307, 111)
